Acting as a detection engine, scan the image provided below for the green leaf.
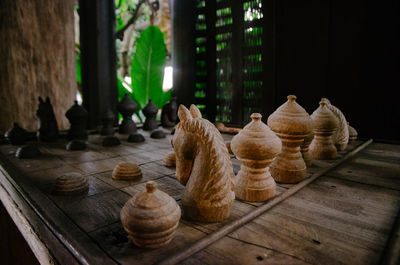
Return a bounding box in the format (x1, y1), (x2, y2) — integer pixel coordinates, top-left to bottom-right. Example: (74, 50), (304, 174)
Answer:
(76, 52), (81, 84)
(130, 26), (170, 110)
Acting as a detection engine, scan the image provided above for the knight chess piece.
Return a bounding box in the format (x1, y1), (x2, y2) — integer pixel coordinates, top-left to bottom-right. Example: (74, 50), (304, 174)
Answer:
(231, 113), (281, 202)
(301, 131), (315, 167)
(142, 100), (158, 131)
(348, 122), (358, 143)
(4, 123), (29, 145)
(172, 104), (234, 222)
(36, 96), (59, 142)
(117, 94), (137, 134)
(267, 95), (313, 183)
(161, 97), (178, 128)
(120, 181), (181, 248)
(323, 98), (349, 151)
(309, 99), (339, 160)
(66, 101), (88, 141)
(101, 108), (115, 136)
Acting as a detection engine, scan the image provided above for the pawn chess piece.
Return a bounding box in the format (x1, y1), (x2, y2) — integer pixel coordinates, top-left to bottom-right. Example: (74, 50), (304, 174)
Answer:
(309, 99), (339, 160)
(161, 97), (178, 128)
(231, 113), (281, 202)
(301, 131), (314, 167)
(120, 181), (181, 248)
(117, 94), (138, 134)
(102, 136), (121, 147)
(151, 129), (166, 139)
(127, 133), (145, 142)
(323, 98), (349, 151)
(66, 140), (87, 151)
(36, 96), (59, 142)
(101, 108), (115, 136)
(65, 101), (88, 141)
(348, 122), (358, 143)
(142, 100), (158, 131)
(112, 162), (142, 180)
(5, 123), (29, 145)
(267, 95), (313, 183)
(53, 172), (88, 195)
(15, 145), (41, 159)
(163, 152), (176, 167)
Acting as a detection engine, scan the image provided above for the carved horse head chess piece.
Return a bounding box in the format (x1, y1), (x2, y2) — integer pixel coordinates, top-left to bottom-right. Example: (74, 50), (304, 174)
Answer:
(172, 104), (234, 222)
(36, 96), (59, 142)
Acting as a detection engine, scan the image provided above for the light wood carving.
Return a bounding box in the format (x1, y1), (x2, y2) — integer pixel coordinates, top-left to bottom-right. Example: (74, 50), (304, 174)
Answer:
(172, 104), (234, 222)
(163, 152), (176, 167)
(348, 122), (358, 143)
(301, 131), (315, 167)
(53, 172), (88, 195)
(112, 162), (142, 180)
(323, 98), (349, 150)
(267, 95), (313, 183)
(309, 99), (339, 159)
(120, 181), (181, 248)
(231, 113), (281, 202)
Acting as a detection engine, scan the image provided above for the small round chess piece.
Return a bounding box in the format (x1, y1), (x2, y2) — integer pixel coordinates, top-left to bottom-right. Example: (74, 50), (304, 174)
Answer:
(142, 100), (158, 131)
(163, 152), (176, 167)
(101, 108), (115, 136)
(348, 122), (358, 143)
(53, 172), (88, 195)
(120, 181), (181, 248)
(5, 123), (29, 145)
(309, 99), (339, 160)
(231, 113), (281, 202)
(161, 97), (178, 128)
(117, 94), (138, 134)
(65, 101), (88, 141)
(66, 140), (87, 151)
(112, 162), (142, 180)
(267, 95), (313, 183)
(151, 130), (166, 139)
(15, 145), (41, 159)
(102, 136), (121, 147)
(127, 133), (145, 142)
(301, 131), (314, 167)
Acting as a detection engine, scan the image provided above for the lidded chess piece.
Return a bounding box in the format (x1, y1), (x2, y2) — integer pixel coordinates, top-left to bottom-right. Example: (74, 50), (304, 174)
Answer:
(301, 131), (314, 167)
(101, 108), (115, 136)
(309, 98), (339, 160)
(142, 99), (158, 131)
(36, 96), (59, 142)
(323, 98), (349, 151)
(231, 113), (281, 202)
(4, 123), (29, 145)
(65, 101), (88, 141)
(117, 94), (137, 134)
(348, 122), (358, 143)
(267, 95), (313, 183)
(120, 181), (181, 248)
(161, 96), (178, 128)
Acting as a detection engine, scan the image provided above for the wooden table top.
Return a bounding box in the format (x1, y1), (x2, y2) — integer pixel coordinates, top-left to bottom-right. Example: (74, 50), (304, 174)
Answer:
(0, 129), (399, 265)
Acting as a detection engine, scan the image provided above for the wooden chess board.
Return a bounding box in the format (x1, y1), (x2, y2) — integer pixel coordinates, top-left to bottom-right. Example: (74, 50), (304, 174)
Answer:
(0, 130), (399, 264)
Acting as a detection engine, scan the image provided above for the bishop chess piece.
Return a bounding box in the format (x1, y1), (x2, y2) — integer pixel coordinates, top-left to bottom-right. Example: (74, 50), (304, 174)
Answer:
(161, 97), (178, 128)
(231, 113), (281, 202)
(267, 95), (313, 183)
(142, 100), (158, 131)
(309, 99), (339, 160)
(66, 101), (88, 141)
(117, 94), (137, 134)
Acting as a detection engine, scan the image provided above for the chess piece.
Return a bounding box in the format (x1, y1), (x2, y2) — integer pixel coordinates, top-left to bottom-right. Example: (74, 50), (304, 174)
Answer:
(309, 99), (339, 160)
(301, 131), (314, 167)
(66, 140), (86, 151)
(120, 181), (181, 248)
(225, 141), (233, 155)
(127, 133), (145, 143)
(161, 96), (178, 128)
(323, 98), (349, 151)
(112, 162), (142, 180)
(172, 104), (234, 222)
(348, 122), (358, 143)
(150, 130), (166, 139)
(53, 172), (88, 195)
(117, 94), (138, 134)
(142, 100), (158, 131)
(36, 96), (59, 142)
(66, 101), (88, 141)
(4, 123), (29, 145)
(15, 145), (41, 159)
(163, 152), (176, 167)
(101, 108), (115, 136)
(231, 113), (281, 202)
(267, 95), (313, 183)
(102, 136), (121, 147)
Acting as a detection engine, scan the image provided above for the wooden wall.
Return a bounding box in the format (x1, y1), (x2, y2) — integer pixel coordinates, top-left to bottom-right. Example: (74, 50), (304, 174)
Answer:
(0, 0), (77, 134)
(172, 0), (400, 141)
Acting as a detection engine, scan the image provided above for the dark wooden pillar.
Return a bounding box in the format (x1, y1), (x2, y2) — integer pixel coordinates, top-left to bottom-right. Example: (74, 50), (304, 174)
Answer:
(79, 0), (118, 129)
(171, 0), (196, 108)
